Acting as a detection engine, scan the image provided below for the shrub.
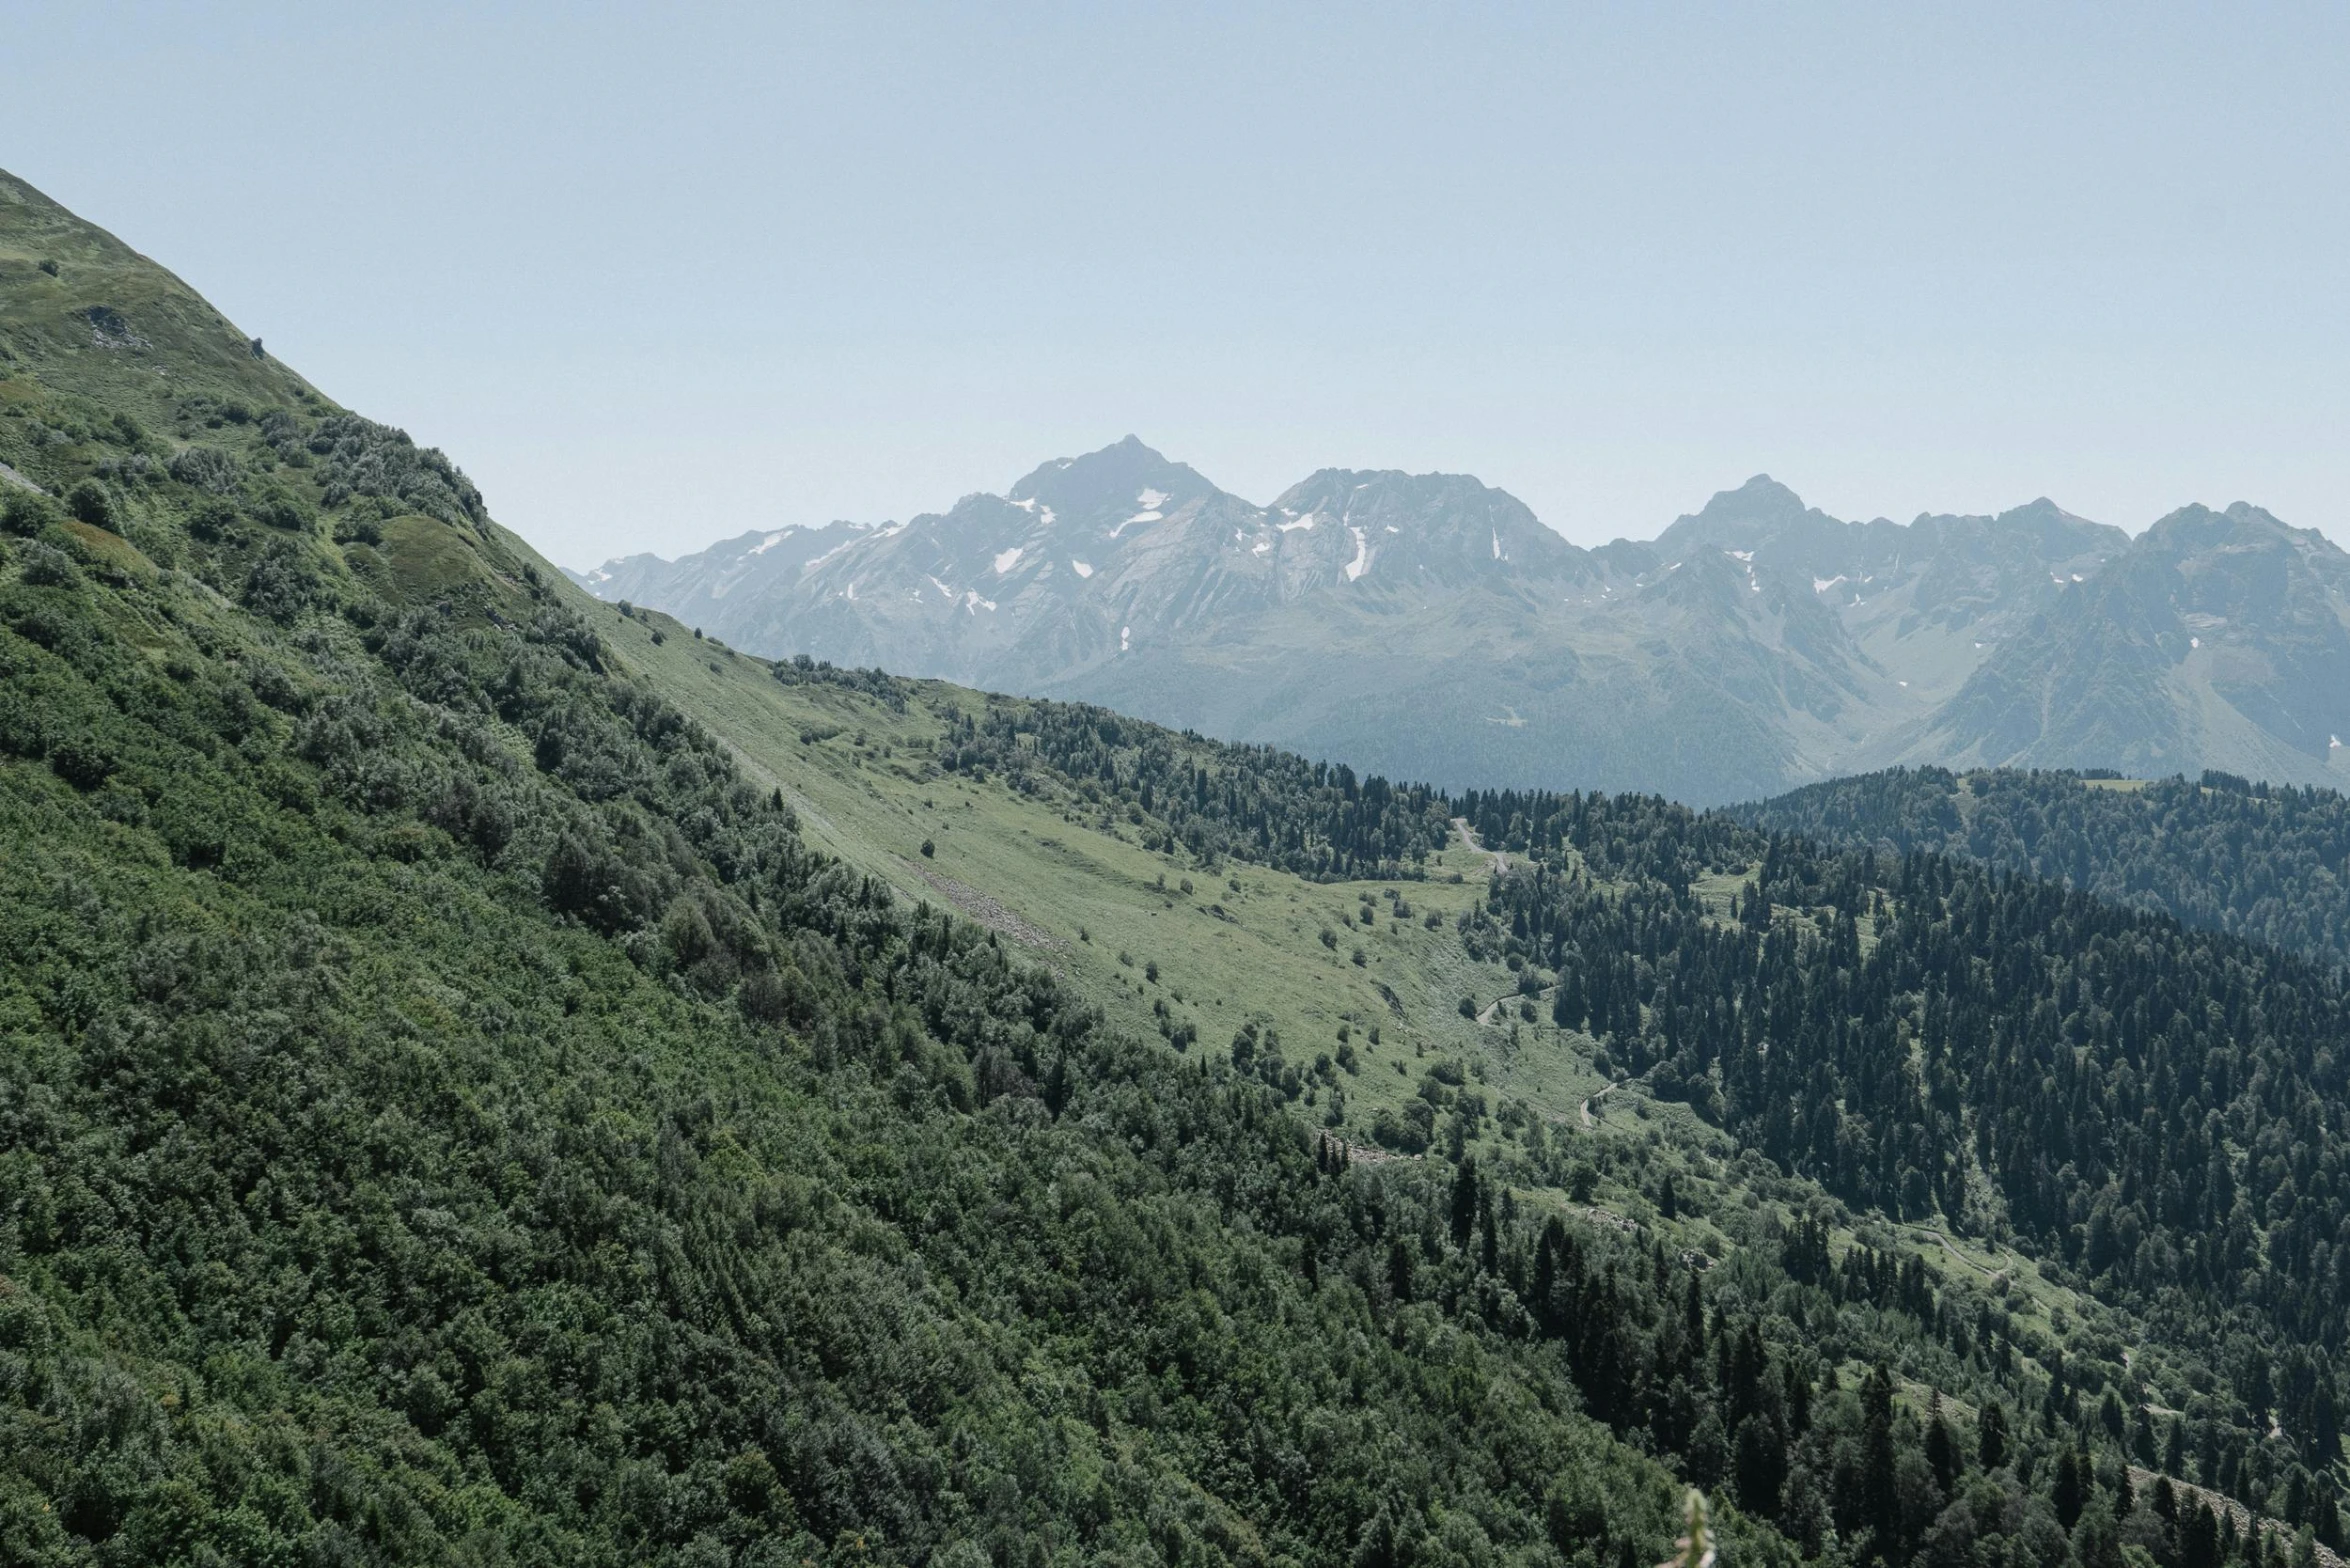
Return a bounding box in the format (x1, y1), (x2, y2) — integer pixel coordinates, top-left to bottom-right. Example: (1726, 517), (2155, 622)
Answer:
(240, 541), (324, 624)
(47, 737), (118, 791)
(188, 497), (239, 542)
(308, 411), (485, 526)
(19, 541), (81, 588)
(246, 480), (314, 532)
(542, 832), (638, 934)
(65, 480), (114, 527)
(168, 445), (243, 496)
(1, 492), (60, 536)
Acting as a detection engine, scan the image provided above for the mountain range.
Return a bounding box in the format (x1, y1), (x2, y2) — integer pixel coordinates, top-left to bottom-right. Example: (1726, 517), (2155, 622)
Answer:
(575, 439), (2350, 802)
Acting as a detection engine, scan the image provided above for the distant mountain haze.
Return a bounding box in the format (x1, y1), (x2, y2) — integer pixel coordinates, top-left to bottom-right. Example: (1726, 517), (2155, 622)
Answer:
(570, 439), (2350, 803)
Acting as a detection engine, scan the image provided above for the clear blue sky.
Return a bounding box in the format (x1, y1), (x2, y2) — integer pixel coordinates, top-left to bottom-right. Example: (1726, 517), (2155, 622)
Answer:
(11, 3), (2350, 565)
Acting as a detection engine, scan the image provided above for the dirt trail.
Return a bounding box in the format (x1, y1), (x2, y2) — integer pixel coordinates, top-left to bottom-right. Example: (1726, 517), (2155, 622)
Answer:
(1452, 818), (1508, 875)
(1581, 1081), (1620, 1129)
(1907, 1226), (2002, 1280)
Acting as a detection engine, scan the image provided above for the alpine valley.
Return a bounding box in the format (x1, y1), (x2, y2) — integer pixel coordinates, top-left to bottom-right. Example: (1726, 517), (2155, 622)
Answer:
(576, 441), (2350, 805)
(10, 160), (2350, 1568)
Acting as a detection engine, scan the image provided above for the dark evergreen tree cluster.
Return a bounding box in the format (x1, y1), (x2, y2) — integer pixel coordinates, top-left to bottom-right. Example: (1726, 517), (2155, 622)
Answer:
(1456, 786), (1752, 889)
(933, 697), (1454, 879)
(1740, 766), (2350, 971)
(1467, 801), (2350, 1521)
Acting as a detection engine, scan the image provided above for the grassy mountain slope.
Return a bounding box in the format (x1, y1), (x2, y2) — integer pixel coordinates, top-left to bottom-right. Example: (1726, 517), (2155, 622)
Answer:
(593, 618), (1548, 1132)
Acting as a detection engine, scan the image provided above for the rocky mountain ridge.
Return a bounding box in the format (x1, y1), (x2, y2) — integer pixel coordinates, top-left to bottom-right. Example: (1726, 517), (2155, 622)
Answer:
(571, 448), (2350, 803)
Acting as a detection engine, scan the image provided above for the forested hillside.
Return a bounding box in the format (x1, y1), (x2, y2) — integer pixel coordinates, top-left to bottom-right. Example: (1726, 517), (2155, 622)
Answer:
(1450, 786), (2350, 1557)
(7, 164), (2350, 1568)
(0, 166), (1767, 1566)
(922, 688), (1454, 880)
(1738, 768), (2350, 969)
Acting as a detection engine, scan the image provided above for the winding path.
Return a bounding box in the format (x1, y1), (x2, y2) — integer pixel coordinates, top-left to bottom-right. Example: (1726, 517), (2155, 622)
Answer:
(1905, 1225), (2003, 1280)
(1452, 818), (1508, 875)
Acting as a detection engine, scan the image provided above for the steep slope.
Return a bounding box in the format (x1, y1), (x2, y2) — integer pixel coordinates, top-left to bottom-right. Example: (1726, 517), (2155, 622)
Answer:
(1, 166), (1748, 1568)
(564, 518), (873, 615)
(611, 637), (2350, 1568)
(1902, 503), (2350, 787)
(1656, 476), (2125, 710)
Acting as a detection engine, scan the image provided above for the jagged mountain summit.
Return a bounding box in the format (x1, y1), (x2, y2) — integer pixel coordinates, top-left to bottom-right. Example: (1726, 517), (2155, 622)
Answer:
(574, 442), (2350, 803)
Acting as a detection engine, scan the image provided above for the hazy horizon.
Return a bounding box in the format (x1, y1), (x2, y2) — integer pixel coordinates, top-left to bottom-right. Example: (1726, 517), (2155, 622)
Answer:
(11, 3), (2350, 565)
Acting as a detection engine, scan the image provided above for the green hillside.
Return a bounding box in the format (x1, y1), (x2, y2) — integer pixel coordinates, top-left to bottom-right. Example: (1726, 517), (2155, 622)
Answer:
(0, 169), (1743, 1564)
(583, 630), (1558, 1148)
(2, 163), (2347, 1568)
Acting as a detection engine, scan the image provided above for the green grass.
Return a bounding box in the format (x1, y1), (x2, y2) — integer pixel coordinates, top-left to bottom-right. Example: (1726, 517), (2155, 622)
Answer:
(592, 606), (1580, 1142)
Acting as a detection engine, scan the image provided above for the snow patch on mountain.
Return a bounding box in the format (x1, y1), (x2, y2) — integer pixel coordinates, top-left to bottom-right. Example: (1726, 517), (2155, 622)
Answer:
(993, 547), (1024, 575)
(802, 537), (859, 574)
